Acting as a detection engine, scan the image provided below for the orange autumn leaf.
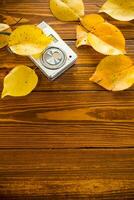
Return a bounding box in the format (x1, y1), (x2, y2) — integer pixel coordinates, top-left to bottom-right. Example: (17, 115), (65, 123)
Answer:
(80, 14), (105, 32)
(90, 22), (126, 53)
(90, 55), (134, 91)
(87, 33), (124, 55)
(76, 14), (126, 55)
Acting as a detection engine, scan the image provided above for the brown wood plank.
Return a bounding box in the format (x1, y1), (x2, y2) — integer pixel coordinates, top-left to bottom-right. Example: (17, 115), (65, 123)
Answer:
(0, 91), (134, 124)
(0, 123), (134, 148)
(0, 149), (133, 199)
(0, 91), (134, 148)
(0, 0), (134, 40)
(0, 41), (134, 91)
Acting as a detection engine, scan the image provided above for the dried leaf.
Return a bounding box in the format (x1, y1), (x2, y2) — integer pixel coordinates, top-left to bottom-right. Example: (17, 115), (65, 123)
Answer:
(9, 25), (52, 56)
(87, 33), (125, 55)
(99, 0), (134, 21)
(76, 25), (89, 47)
(32, 52), (43, 59)
(0, 23), (11, 49)
(1, 65), (38, 98)
(76, 14), (126, 55)
(80, 14), (105, 32)
(91, 22), (125, 52)
(50, 0), (84, 21)
(0, 23), (10, 32)
(90, 55), (134, 91)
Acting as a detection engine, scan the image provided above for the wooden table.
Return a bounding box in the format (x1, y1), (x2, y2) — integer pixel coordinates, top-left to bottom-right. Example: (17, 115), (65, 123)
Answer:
(0, 0), (134, 199)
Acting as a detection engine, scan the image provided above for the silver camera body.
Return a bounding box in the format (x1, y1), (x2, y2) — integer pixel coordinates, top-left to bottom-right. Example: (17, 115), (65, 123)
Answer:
(30, 21), (77, 80)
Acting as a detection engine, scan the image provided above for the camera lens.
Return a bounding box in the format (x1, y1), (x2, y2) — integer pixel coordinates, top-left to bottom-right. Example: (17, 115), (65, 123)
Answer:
(41, 47), (66, 70)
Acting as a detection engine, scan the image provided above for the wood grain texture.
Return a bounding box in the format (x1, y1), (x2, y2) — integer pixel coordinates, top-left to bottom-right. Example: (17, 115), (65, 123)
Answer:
(0, 123), (134, 148)
(0, 149), (134, 199)
(0, 91), (134, 123)
(0, 91), (134, 148)
(0, 0), (134, 199)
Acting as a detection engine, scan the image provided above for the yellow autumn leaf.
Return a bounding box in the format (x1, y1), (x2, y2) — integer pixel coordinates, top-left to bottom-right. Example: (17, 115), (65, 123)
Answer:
(9, 25), (52, 56)
(76, 14), (126, 55)
(0, 23), (10, 32)
(1, 65), (38, 98)
(32, 52), (43, 59)
(50, 0), (84, 21)
(90, 55), (134, 91)
(99, 0), (134, 21)
(87, 33), (125, 55)
(80, 14), (105, 32)
(76, 25), (89, 47)
(91, 22), (125, 52)
(0, 23), (11, 49)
